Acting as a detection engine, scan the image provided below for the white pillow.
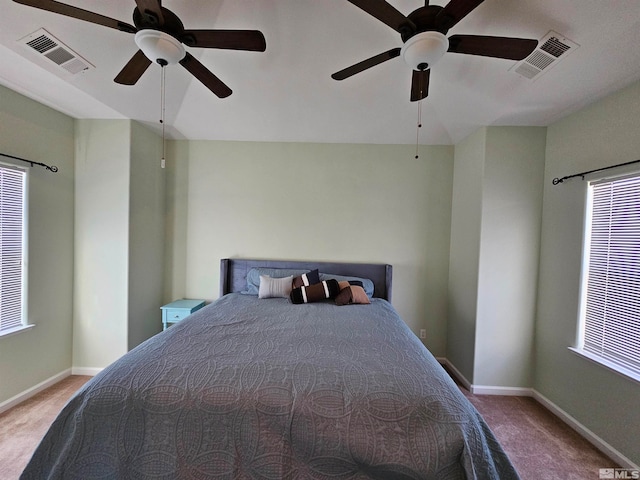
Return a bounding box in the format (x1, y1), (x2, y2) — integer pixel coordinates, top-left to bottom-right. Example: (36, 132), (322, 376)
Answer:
(258, 275), (293, 299)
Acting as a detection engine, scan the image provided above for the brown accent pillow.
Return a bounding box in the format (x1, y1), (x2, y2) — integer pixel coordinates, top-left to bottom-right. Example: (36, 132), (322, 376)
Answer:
(335, 285), (371, 306)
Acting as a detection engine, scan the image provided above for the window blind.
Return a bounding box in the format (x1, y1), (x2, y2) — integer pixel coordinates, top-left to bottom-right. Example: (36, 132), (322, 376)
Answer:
(582, 174), (640, 375)
(0, 166), (25, 333)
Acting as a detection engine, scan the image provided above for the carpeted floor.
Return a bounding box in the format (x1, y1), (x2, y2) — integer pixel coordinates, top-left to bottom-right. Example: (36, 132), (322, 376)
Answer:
(461, 389), (616, 480)
(0, 375), (618, 479)
(0, 375), (91, 480)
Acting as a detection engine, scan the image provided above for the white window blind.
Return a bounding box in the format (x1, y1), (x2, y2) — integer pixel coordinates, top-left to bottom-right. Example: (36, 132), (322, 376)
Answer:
(580, 174), (640, 377)
(0, 166), (26, 333)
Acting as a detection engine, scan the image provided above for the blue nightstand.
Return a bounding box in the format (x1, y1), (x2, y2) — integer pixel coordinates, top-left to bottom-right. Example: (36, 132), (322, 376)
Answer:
(161, 299), (205, 330)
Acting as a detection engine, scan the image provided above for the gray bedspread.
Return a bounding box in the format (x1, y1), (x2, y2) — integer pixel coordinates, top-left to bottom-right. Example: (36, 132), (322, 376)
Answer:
(22, 294), (519, 479)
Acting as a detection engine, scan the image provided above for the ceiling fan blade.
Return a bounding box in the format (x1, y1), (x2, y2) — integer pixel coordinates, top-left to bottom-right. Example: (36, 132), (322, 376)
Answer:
(114, 50), (152, 85)
(332, 47), (401, 80)
(448, 35), (538, 60)
(180, 52), (232, 98)
(410, 69), (430, 102)
(181, 30), (266, 52)
(435, 0), (484, 30)
(134, 0), (164, 26)
(346, 0), (416, 35)
(12, 0), (136, 33)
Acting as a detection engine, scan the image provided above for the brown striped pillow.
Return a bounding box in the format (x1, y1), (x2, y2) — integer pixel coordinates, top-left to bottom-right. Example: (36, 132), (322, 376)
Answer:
(292, 269), (320, 289)
(290, 279), (340, 304)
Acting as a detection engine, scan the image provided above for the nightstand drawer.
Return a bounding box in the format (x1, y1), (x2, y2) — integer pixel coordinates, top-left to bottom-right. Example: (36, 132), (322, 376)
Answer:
(164, 308), (192, 323)
(161, 299), (205, 330)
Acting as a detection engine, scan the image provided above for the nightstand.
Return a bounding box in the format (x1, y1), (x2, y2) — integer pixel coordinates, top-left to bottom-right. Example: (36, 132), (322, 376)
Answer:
(161, 299), (205, 330)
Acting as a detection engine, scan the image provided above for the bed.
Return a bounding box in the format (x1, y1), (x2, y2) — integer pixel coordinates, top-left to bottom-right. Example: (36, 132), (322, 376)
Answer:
(22, 258), (519, 480)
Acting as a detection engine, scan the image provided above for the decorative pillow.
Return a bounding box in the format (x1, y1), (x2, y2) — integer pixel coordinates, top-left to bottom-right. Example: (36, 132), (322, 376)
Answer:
(335, 285), (371, 306)
(319, 273), (375, 298)
(290, 279), (340, 304)
(338, 280), (364, 290)
(244, 268), (310, 295)
(258, 275), (293, 299)
(292, 269), (320, 289)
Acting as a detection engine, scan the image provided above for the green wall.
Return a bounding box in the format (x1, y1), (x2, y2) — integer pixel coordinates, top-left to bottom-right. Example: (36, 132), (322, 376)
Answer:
(475, 126), (546, 388)
(166, 141), (454, 354)
(73, 119), (166, 371)
(537, 80), (640, 465)
(447, 128), (485, 381)
(0, 85), (75, 403)
(73, 120), (131, 370)
(127, 121), (166, 350)
(448, 126), (546, 389)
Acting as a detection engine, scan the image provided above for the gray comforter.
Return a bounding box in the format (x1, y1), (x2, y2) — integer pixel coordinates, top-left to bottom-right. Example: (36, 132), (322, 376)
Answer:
(22, 294), (519, 479)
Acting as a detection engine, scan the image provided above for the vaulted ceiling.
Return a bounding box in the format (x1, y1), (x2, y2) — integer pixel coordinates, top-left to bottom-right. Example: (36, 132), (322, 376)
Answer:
(1, 0), (639, 145)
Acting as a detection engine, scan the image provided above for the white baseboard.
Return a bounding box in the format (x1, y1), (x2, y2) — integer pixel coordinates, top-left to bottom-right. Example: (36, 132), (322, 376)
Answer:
(532, 390), (639, 470)
(438, 358), (534, 396)
(471, 385), (534, 396)
(0, 368), (71, 415)
(71, 367), (102, 376)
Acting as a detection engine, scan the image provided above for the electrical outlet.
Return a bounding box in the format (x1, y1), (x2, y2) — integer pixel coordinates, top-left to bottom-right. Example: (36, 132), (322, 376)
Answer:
(419, 329), (426, 339)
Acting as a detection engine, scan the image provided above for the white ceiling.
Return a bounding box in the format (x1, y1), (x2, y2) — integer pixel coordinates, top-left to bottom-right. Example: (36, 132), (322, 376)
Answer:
(1, 0), (639, 145)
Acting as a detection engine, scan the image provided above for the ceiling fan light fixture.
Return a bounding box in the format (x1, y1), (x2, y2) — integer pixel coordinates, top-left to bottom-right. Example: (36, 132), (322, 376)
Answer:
(401, 31), (449, 70)
(135, 29), (185, 65)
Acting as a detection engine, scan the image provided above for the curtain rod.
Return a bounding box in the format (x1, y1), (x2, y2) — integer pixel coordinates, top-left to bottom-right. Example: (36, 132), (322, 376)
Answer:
(552, 158), (640, 185)
(0, 152), (58, 173)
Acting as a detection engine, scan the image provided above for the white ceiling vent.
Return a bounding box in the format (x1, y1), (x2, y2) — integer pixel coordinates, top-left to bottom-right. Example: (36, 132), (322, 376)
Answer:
(19, 28), (94, 75)
(512, 31), (579, 80)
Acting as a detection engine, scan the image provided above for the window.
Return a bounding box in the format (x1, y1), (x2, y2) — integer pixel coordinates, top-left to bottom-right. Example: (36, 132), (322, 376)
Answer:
(575, 173), (640, 381)
(0, 165), (27, 335)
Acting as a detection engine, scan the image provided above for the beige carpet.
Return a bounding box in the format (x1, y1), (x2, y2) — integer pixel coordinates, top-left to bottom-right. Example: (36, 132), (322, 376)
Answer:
(1, 375), (618, 480)
(462, 390), (617, 480)
(0, 375), (91, 480)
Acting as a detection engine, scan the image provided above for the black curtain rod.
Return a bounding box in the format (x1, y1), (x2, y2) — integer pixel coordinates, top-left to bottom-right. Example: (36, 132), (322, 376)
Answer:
(0, 152), (58, 173)
(553, 158), (640, 185)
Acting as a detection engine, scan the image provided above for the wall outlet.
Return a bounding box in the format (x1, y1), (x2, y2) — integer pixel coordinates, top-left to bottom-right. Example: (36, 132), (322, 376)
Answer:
(419, 329), (426, 339)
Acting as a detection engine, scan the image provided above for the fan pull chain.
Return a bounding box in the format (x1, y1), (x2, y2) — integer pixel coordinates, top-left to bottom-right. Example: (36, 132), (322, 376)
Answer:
(160, 64), (166, 169)
(415, 98), (422, 159)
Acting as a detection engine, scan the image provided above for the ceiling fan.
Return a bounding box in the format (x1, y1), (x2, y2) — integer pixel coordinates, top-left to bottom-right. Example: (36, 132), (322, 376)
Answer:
(13, 0), (266, 98)
(332, 0), (538, 101)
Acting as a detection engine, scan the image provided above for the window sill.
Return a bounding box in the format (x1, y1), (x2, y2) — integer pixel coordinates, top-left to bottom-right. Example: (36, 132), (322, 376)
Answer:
(0, 324), (35, 339)
(569, 347), (640, 386)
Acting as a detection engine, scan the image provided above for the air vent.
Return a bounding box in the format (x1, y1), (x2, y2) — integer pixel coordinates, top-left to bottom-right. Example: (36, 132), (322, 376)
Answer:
(19, 28), (94, 75)
(512, 31), (578, 80)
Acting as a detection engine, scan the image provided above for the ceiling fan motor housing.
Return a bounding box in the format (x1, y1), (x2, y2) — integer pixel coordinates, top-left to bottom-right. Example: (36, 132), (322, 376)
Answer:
(401, 31), (449, 71)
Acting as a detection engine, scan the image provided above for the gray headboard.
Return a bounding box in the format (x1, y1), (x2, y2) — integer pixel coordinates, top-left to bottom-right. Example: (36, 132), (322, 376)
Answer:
(220, 258), (393, 302)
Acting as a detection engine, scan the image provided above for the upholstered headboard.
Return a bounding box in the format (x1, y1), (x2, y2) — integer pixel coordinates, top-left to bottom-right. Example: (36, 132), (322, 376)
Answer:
(220, 258), (393, 302)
